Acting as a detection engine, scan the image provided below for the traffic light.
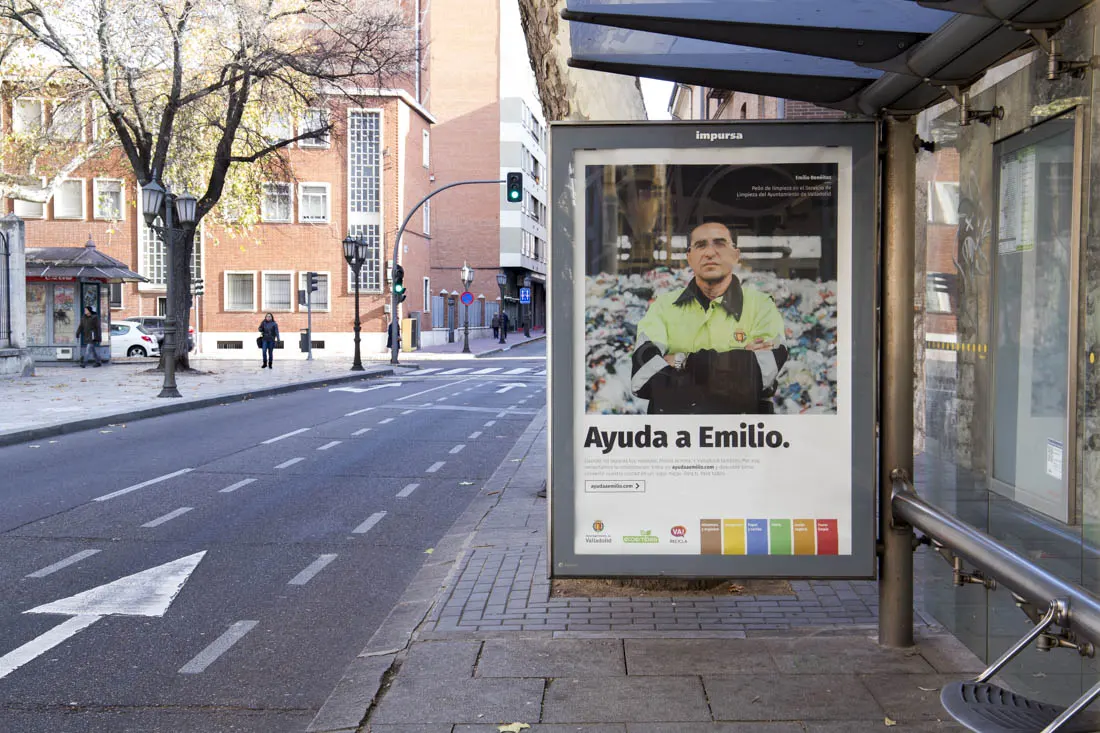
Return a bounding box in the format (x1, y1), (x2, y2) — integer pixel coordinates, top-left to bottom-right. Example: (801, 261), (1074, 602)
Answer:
(306, 271), (319, 293)
(506, 172), (523, 203)
(392, 264), (407, 303)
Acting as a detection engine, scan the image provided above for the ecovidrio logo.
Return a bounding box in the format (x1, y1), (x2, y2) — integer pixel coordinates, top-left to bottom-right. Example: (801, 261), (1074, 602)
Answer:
(695, 130), (744, 142)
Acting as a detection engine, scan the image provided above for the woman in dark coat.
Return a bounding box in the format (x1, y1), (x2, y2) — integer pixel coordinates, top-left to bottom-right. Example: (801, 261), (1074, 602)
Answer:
(258, 313), (280, 368)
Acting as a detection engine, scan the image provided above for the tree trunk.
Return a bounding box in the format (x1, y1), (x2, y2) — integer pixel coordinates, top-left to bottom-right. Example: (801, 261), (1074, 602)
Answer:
(155, 225), (195, 372)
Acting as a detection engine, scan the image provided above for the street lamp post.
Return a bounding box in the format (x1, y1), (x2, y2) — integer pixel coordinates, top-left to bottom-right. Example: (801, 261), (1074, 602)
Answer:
(496, 271), (507, 344)
(523, 275), (532, 338)
(460, 262), (474, 354)
(141, 179), (197, 399)
(342, 235), (369, 371)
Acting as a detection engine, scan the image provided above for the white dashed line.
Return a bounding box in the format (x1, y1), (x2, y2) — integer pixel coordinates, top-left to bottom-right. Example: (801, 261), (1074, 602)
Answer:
(396, 483), (420, 498)
(379, 418), (394, 425)
(94, 468), (193, 502)
(288, 554), (338, 586)
(470, 368), (501, 375)
(496, 411), (508, 418)
(179, 621), (257, 674)
(219, 478), (257, 494)
(26, 550), (100, 579)
(484, 420), (496, 427)
(519, 399), (528, 404)
(275, 457), (305, 469)
(426, 461), (445, 473)
(317, 441), (342, 451)
(345, 407), (374, 417)
(468, 431), (482, 440)
(401, 410), (414, 415)
(436, 397), (448, 402)
(450, 444), (466, 454)
(353, 511), (387, 534)
(142, 507), (193, 528)
(352, 428), (372, 436)
(262, 428), (310, 444)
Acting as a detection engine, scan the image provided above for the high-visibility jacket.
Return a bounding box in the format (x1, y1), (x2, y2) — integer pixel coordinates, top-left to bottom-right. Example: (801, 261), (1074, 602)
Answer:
(630, 277), (788, 414)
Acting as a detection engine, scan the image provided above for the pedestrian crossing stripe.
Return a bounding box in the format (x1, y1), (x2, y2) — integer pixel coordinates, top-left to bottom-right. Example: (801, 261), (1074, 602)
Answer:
(470, 367), (502, 375)
(437, 368), (470, 375)
(415, 368), (442, 375)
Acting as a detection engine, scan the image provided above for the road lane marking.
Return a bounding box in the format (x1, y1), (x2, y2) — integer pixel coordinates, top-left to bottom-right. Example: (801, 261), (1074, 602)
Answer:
(470, 367), (501, 374)
(179, 620), (258, 674)
(379, 418), (394, 424)
(396, 483), (419, 498)
(519, 399), (528, 404)
(353, 511), (387, 534)
(262, 428), (310, 444)
(142, 507), (193, 528)
(484, 420), (496, 427)
(468, 431), (482, 440)
(396, 378), (472, 401)
(288, 554), (338, 586)
(26, 550), (101, 579)
(497, 411), (508, 418)
(401, 410), (414, 415)
(318, 441), (342, 451)
(94, 468), (193, 502)
(438, 367), (470, 375)
(534, 370), (547, 376)
(426, 461), (445, 473)
(496, 383), (526, 394)
(0, 615), (102, 680)
(415, 368), (441, 375)
(219, 478), (257, 493)
(450, 444), (465, 454)
(435, 397), (448, 402)
(352, 428), (372, 436)
(345, 407), (374, 417)
(275, 457), (305, 469)
(504, 367), (530, 374)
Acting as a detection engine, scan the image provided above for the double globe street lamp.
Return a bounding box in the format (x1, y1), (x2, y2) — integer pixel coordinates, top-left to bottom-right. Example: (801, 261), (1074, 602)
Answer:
(342, 235), (370, 371)
(460, 262), (474, 354)
(140, 179), (197, 399)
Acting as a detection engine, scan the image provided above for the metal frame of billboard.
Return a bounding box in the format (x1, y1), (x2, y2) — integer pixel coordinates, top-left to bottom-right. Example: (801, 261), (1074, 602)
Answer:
(549, 121), (878, 579)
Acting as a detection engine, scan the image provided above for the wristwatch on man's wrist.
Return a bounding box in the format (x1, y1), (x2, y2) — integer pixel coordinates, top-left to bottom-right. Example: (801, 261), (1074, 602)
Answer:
(673, 352), (687, 370)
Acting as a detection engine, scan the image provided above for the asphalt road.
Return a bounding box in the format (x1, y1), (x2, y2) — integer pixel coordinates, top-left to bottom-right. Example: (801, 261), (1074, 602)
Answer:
(0, 346), (546, 733)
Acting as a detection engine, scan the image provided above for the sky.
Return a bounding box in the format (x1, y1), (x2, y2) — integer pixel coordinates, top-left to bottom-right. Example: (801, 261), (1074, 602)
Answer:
(639, 78), (674, 120)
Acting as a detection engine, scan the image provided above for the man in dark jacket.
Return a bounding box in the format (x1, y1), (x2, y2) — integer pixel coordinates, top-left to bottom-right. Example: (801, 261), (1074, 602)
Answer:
(76, 306), (103, 367)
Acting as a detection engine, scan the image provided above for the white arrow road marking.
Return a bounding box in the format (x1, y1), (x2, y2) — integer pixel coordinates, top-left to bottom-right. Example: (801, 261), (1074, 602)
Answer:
(95, 468), (193, 502)
(288, 555), (338, 586)
(179, 620), (257, 674)
(396, 483), (419, 498)
(495, 383), (527, 394)
(353, 511), (387, 534)
(26, 550), (101, 579)
(329, 383), (403, 393)
(219, 478), (256, 494)
(1, 552), (207, 680)
(142, 507), (193, 528)
(262, 428), (310, 445)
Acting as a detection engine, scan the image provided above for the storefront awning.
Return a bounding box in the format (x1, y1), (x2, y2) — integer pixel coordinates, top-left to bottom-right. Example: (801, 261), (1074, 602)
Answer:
(563, 0), (1091, 115)
(26, 237), (146, 282)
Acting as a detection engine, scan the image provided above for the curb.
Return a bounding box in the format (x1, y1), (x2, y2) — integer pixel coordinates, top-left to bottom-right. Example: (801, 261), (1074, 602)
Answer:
(306, 407), (548, 733)
(474, 333), (546, 358)
(0, 366), (401, 448)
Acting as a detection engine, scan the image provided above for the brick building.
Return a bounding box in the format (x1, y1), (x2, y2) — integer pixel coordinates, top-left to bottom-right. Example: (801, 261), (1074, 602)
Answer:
(668, 85), (845, 122)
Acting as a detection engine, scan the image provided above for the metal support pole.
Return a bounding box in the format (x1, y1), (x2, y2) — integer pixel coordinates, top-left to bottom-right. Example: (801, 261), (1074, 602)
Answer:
(351, 265), (364, 371)
(158, 194), (181, 399)
(462, 302), (471, 353)
(879, 116), (916, 648)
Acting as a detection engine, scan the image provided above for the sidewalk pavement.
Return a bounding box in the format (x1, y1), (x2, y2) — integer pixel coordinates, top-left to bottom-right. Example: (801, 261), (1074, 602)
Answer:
(308, 409), (980, 733)
(392, 331), (544, 359)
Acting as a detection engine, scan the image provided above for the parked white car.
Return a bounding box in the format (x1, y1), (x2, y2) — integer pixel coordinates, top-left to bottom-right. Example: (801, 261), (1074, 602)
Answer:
(109, 321), (161, 358)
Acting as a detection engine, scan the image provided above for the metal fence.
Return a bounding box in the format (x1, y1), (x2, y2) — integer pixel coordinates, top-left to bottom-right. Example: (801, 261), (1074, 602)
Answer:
(431, 296), (496, 330)
(0, 230), (10, 347)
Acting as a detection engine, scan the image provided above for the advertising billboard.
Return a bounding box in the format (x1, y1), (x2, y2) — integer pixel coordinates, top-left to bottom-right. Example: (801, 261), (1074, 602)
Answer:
(549, 122), (877, 578)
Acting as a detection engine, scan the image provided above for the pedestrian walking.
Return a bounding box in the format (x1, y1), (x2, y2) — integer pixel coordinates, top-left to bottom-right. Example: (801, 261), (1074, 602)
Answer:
(501, 311), (509, 342)
(491, 312), (500, 340)
(75, 305), (103, 367)
(258, 313), (279, 368)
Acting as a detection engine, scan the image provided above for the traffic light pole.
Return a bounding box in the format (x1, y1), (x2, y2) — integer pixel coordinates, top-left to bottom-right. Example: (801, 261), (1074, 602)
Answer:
(389, 178), (506, 366)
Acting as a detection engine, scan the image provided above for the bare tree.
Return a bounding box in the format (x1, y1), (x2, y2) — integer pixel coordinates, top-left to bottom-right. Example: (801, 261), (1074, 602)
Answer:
(0, 0), (418, 369)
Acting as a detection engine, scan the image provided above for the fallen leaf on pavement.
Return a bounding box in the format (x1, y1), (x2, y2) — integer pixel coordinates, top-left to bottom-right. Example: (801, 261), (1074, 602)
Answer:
(485, 491), (500, 495)
(885, 717), (897, 727)
(498, 724), (530, 733)
(424, 548), (434, 554)
(510, 458), (522, 462)
(728, 584), (745, 594)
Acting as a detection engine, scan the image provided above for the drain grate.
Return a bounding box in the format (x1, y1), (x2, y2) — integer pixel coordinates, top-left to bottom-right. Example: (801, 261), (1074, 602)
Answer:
(941, 681), (1100, 732)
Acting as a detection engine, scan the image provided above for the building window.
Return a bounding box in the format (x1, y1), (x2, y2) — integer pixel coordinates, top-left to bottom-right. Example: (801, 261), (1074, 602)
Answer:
(12, 177), (46, 218)
(52, 99), (85, 141)
(225, 272), (256, 311)
(422, 276), (430, 310)
(348, 109), (383, 292)
(422, 129), (430, 168)
(262, 272), (293, 311)
(347, 224), (381, 292)
(423, 199), (430, 235)
(298, 271), (330, 310)
(109, 282), (123, 309)
(263, 111), (293, 143)
(298, 183), (330, 223)
(54, 179), (85, 219)
(299, 107), (330, 148)
(261, 182), (291, 222)
(139, 194), (201, 287)
(93, 179), (124, 220)
(13, 98), (44, 133)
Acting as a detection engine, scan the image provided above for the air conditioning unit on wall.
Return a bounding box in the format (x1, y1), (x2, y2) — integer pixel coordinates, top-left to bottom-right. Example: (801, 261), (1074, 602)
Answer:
(55, 347), (73, 360)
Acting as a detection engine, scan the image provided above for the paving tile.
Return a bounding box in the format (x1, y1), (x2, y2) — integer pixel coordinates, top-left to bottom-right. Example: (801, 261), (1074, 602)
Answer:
(399, 641), (482, 678)
(371, 676), (545, 725)
(628, 724), (804, 733)
(765, 637), (936, 675)
(477, 639), (625, 677)
(859, 674), (961, 722)
(914, 633), (985, 675)
(367, 726), (455, 733)
(624, 639), (776, 675)
(542, 677), (710, 723)
(704, 674), (882, 721)
(455, 727), (626, 733)
(804, 721), (966, 732)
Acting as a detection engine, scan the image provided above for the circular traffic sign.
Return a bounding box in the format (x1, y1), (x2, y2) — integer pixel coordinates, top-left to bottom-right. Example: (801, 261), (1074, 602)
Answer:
(460, 291), (474, 305)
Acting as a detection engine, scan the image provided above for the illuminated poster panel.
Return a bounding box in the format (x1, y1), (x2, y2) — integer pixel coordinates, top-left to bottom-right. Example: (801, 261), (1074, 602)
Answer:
(549, 122), (877, 578)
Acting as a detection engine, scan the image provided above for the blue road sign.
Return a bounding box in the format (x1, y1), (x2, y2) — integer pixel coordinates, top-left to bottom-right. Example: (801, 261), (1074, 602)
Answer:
(519, 287), (531, 304)
(460, 291), (474, 306)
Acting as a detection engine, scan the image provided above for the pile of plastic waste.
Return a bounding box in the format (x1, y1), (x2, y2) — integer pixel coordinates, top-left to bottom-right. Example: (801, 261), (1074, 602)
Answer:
(585, 267), (838, 415)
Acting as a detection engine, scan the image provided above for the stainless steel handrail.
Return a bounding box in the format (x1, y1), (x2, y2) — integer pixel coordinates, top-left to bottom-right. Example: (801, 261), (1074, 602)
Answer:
(891, 475), (1100, 651)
